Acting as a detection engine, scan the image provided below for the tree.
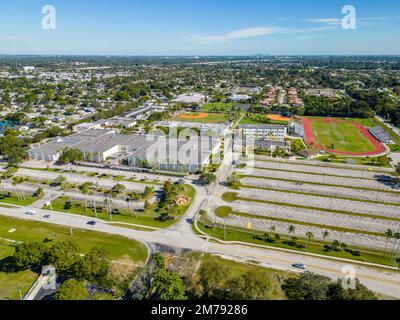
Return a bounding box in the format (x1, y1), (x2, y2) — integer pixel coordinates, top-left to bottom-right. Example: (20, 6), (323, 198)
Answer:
(151, 268), (187, 300)
(143, 186), (155, 200)
(326, 279), (377, 300)
(72, 247), (110, 284)
(46, 241), (81, 275)
(197, 257), (231, 299)
(305, 231), (314, 250)
(384, 229), (394, 257)
(144, 200), (151, 210)
(58, 148), (84, 164)
(322, 230), (330, 241)
(13, 243), (46, 269)
(79, 182), (93, 212)
(53, 175), (67, 187)
(288, 225), (296, 235)
(227, 173), (240, 188)
(33, 187), (44, 198)
(55, 279), (88, 300)
(282, 272), (331, 300)
(199, 172), (217, 186)
(228, 269), (283, 300)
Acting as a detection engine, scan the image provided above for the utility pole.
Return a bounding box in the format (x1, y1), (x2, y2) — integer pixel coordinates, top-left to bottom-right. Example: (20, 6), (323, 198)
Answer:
(18, 288), (23, 300)
(69, 227), (73, 236)
(93, 198), (97, 218)
(48, 194), (53, 211)
(224, 219), (227, 241)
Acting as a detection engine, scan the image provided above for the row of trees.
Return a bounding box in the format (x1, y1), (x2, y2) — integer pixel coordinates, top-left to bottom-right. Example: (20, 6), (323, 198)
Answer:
(129, 253), (376, 300)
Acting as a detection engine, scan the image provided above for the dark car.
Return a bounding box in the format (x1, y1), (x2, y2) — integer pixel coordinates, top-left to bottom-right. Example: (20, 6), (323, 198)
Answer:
(87, 221), (97, 226)
(292, 263), (306, 270)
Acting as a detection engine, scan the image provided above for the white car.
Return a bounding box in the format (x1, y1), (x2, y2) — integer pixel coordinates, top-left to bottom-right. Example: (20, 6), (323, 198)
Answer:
(25, 210), (37, 216)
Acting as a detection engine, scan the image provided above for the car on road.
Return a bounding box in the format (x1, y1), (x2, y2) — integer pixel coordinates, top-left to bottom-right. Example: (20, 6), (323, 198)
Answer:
(186, 218), (194, 224)
(292, 263), (306, 270)
(25, 210), (37, 216)
(87, 220), (97, 226)
(43, 214), (51, 219)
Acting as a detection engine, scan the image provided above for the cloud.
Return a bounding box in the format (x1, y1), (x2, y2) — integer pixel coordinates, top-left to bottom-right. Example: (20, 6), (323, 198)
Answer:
(187, 25), (338, 45)
(296, 35), (324, 41)
(188, 26), (290, 44)
(305, 17), (389, 26)
(305, 18), (341, 25)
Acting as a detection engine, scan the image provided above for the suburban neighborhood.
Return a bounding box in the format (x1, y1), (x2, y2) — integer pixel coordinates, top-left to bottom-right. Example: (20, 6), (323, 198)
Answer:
(1, 1), (400, 315)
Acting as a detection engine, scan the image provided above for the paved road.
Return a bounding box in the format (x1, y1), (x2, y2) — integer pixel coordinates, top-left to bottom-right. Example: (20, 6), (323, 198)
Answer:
(1, 206), (400, 298)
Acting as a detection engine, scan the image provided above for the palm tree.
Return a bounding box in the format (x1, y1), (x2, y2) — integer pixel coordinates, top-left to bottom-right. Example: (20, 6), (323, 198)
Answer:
(305, 231), (314, 250)
(288, 225), (295, 235)
(269, 225), (276, 236)
(104, 197), (113, 220)
(384, 229), (394, 257)
(322, 230), (330, 241)
(390, 232), (400, 260)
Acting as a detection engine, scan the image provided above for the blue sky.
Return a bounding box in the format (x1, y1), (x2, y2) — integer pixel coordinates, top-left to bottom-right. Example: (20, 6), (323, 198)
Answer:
(0, 0), (399, 55)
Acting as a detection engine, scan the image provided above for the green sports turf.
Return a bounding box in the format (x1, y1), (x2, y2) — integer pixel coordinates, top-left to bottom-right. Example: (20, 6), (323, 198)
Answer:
(310, 121), (376, 153)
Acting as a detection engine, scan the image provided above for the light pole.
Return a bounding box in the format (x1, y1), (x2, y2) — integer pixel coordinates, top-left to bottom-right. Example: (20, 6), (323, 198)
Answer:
(224, 219), (227, 241)
(48, 194), (53, 211)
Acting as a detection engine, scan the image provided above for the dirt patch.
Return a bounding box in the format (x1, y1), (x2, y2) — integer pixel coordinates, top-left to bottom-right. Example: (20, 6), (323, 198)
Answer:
(109, 255), (142, 284)
(178, 113), (209, 119)
(266, 114), (290, 122)
(174, 195), (191, 206)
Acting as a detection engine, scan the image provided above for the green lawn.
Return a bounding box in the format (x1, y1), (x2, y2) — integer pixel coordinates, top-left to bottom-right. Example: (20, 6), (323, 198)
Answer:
(0, 215), (148, 261)
(315, 155), (392, 168)
(0, 215), (148, 300)
(309, 121), (375, 153)
(0, 244), (38, 300)
(172, 112), (228, 124)
(43, 185), (195, 229)
(0, 194), (39, 207)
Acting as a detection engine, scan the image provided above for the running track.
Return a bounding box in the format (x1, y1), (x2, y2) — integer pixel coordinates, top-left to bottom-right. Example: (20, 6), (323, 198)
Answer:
(302, 118), (387, 156)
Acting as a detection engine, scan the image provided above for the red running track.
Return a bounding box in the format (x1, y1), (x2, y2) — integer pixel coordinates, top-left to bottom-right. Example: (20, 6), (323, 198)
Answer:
(302, 118), (387, 156)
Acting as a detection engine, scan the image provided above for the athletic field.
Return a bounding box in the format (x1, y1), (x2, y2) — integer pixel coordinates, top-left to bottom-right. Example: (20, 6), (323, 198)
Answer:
(172, 112), (228, 124)
(302, 118), (386, 156)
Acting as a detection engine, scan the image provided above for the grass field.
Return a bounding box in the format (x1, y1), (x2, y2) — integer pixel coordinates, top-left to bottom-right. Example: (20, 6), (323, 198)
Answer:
(0, 243), (37, 300)
(0, 215), (148, 299)
(172, 112), (228, 124)
(309, 121), (375, 153)
(0, 215), (148, 261)
(302, 117), (387, 156)
(0, 193), (38, 207)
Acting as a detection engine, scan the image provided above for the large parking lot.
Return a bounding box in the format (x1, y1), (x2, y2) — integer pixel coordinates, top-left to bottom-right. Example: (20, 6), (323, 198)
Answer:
(216, 156), (400, 250)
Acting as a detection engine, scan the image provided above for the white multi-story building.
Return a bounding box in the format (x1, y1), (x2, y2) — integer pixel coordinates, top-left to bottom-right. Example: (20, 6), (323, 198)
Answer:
(240, 124), (287, 142)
